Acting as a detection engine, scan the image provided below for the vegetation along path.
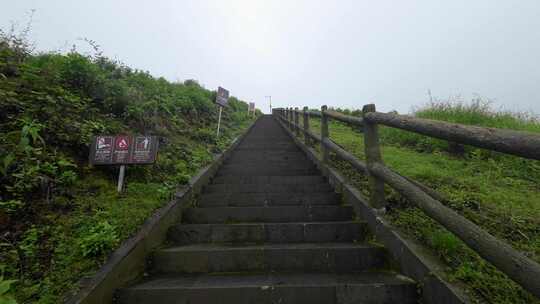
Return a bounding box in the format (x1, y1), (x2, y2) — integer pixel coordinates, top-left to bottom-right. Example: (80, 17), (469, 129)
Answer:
(116, 115), (418, 303)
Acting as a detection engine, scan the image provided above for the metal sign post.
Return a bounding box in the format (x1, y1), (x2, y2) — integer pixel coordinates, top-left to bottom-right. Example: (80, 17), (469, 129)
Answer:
(216, 106), (223, 137)
(249, 102), (256, 117)
(215, 87), (229, 138)
(265, 95), (272, 114)
(117, 165), (126, 193)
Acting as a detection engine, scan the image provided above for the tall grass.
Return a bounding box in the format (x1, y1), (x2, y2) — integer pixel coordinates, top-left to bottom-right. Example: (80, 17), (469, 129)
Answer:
(415, 98), (539, 131)
(381, 98), (540, 153)
(306, 99), (540, 303)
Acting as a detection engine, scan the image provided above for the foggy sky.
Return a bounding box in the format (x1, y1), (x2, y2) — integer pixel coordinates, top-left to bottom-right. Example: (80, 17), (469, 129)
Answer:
(2, 0), (540, 114)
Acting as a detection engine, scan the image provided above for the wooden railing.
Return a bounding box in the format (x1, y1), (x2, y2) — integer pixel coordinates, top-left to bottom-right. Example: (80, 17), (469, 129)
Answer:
(272, 105), (540, 299)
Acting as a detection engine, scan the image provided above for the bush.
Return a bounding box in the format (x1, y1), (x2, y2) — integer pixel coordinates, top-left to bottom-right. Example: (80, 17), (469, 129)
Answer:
(78, 221), (119, 258)
(0, 23), (259, 303)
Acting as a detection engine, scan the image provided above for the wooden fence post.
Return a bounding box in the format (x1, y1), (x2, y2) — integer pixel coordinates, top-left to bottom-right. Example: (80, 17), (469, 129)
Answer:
(289, 107), (294, 132)
(288, 107), (293, 130)
(362, 104), (387, 209)
(321, 105), (329, 164)
(294, 107), (300, 136)
(303, 106), (310, 145)
(292, 107), (296, 134)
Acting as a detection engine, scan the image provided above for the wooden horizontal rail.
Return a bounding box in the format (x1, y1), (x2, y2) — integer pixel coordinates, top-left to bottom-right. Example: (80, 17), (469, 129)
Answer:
(287, 108), (322, 118)
(306, 110), (322, 118)
(291, 108), (362, 124)
(279, 115), (322, 143)
(369, 162), (540, 298)
(305, 128), (321, 143)
(325, 110), (364, 126)
(322, 138), (367, 174)
(365, 112), (540, 160)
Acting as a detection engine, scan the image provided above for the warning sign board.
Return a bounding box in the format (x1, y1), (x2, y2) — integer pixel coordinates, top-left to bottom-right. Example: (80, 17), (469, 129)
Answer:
(216, 87), (229, 107)
(112, 136), (131, 164)
(132, 136), (159, 164)
(89, 135), (159, 165)
(91, 136), (114, 164)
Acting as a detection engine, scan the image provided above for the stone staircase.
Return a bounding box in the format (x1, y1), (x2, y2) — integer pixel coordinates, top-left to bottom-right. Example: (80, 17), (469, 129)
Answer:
(116, 115), (418, 303)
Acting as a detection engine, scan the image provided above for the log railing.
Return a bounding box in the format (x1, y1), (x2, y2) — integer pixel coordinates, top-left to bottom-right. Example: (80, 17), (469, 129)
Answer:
(272, 105), (540, 299)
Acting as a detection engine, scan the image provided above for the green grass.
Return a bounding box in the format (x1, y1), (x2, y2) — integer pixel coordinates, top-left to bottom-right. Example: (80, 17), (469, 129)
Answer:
(306, 102), (540, 304)
(13, 177), (167, 303)
(1, 123), (252, 304)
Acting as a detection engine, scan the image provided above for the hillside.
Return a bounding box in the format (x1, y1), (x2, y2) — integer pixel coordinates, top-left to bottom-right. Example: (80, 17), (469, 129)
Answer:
(0, 33), (257, 303)
(308, 101), (540, 303)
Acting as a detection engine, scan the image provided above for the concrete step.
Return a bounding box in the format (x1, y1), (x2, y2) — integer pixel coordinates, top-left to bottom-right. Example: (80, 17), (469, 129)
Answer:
(236, 143), (300, 150)
(168, 221), (367, 245)
(221, 163), (315, 170)
(238, 140), (292, 144)
(115, 116), (420, 303)
(183, 205), (353, 224)
(204, 183), (333, 194)
(219, 164), (317, 173)
(117, 272), (417, 304)
(197, 192), (340, 207)
(211, 175), (326, 185)
(216, 168), (319, 176)
(235, 147), (301, 152)
(150, 243), (387, 274)
(223, 159), (314, 167)
(228, 150), (305, 157)
(226, 152), (308, 158)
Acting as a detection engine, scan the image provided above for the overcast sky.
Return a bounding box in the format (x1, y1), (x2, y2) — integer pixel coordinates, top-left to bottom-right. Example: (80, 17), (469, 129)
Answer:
(2, 0), (540, 114)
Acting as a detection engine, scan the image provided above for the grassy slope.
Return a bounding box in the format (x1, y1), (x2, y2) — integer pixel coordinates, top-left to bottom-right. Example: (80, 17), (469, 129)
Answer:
(0, 37), (257, 303)
(307, 103), (540, 304)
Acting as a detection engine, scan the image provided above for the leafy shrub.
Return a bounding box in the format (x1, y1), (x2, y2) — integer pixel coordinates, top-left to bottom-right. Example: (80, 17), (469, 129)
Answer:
(0, 19), (258, 303)
(0, 265), (18, 304)
(0, 200), (23, 214)
(78, 221), (119, 258)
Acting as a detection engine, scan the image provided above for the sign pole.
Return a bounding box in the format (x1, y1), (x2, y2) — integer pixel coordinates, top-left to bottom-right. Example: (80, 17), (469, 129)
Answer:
(216, 106), (223, 137)
(117, 165), (126, 193)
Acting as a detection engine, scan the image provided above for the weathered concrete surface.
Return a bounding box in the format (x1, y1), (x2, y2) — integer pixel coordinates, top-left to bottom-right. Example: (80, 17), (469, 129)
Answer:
(115, 115), (419, 304)
(117, 272), (417, 304)
(197, 191), (340, 206)
(168, 221), (367, 244)
(151, 243), (387, 273)
(204, 181), (332, 193)
(182, 205), (354, 223)
(211, 175), (325, 185)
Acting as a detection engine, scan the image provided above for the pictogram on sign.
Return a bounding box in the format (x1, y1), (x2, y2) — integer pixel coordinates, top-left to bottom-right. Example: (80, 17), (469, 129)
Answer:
(89, 135), (158, 165)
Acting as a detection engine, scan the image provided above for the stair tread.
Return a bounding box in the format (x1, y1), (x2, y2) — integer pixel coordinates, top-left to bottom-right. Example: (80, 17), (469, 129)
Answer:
(211, 175), (326, 185)
(177, 220), (362, 227)
(183, 205), (353, 223)
(187, 205), (352, 209)
(123, 271), (415, 290)
(159, 242), (380, 252)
